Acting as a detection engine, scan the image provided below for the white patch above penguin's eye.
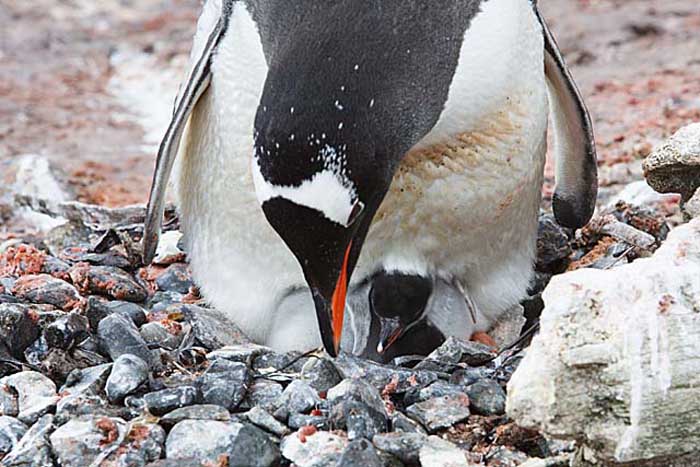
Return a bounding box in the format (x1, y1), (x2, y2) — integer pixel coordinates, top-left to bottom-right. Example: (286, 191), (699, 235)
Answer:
(252, 159), (362, 227)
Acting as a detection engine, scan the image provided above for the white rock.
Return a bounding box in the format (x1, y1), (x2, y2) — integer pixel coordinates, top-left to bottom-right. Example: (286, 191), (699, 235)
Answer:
(418, 436), (471, 467)
(281, 431), (348, 467)
(507, 219), (700, 466)
(0, 372), (58, 426)
(12, 154), (69, 232)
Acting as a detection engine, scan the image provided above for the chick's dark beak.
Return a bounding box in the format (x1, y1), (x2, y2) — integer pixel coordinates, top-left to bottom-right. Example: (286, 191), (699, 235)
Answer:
(312, 241), (353, 357)
(377, 317), (403, 354)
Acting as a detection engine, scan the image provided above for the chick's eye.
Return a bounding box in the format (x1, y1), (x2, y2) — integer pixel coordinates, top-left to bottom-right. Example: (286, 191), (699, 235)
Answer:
(347, 200), (365, 226)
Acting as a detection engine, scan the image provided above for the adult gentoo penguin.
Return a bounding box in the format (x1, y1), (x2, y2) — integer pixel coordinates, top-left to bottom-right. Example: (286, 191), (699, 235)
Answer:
(143, 0), (597, 357)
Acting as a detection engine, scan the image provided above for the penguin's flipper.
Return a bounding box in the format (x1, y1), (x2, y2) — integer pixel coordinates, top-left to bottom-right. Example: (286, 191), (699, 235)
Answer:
(143, 3), (228, 264)
(536, 8), (598, 229)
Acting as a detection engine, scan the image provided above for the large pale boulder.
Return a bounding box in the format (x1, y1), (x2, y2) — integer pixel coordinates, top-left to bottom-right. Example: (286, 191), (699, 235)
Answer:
(507, 219), (700, 467)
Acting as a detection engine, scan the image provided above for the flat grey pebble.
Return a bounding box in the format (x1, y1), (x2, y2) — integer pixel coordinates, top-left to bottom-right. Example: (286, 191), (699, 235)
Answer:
(106, 354), (149, 403)
(98, 313), (153, 367)
(141, 386), (199, 416)
(159, 404), (231, 430)
(196, 359), (250, 411)
(406, 394), (471, 433)
(373, 432), (427, 465)
(273, 380), (321, 421)
(166, 420), (279, 467)
(1, 414), (55, 467)
(245, 406), (290, 437)
(337, 438), (384, 467)
(465, 379), (506, 416)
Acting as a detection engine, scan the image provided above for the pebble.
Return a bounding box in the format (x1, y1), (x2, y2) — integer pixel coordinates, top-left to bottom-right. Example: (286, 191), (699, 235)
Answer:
(245, 406), (290, 437)
(0, 416), (28, 456)
(207, 343), (272, 365)
(301, 357), (343, 393)
(643, 122), (700, 201)
(334, 353), (438, 393)
(159, 404), (231, 430)
(287, 413), (329, 431)
(487, 446), (531, 467)
(10, 274), (82, 311)
(450, 367), (492, 387)
(684, 187), (700, 219)
(328, 379), (389, 440)
(59, 363), (112, 399)
(0, 304), (41, 358)
(141, 386), (198, 416)
(98, 312), (153, 367)
(407, 381), (465, 406)
(196, 359), (250, 411)
(44, 312), (89, 350)
(55, 393), (131, 425)
(280, 430), (348, 467)
(465, 379), (506, 416)
(337, 438), (384, 467)
(0, 371), (58, 425)
(272, 380), (321, 421)
(535, 214), (572, 274)
(140, 322), (182, 350)
(166, 420), (280, 467)
(1, 414), (56, 467)
(418, 436), (468, 467)
(406, 394), (471, 433)
(106, 354), (150, 403)
(373, 431), (427, 465)
(87, 297), (147, 331)
(242, 380), (284, 412)
(70, 264), (148, 302)
(105, 421), (165, 467)
(174, 304), (251, 350)
(49, 417), (126, 465)
(156, 263), (194, 294)
(390, 411), (428, 435)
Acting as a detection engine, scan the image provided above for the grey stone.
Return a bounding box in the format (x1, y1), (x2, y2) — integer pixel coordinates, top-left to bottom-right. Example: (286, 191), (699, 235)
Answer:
(106, 354), (149, 403)
(196, 359), (250, 411)
(412, 381), (465, 405)
(327, 379), (389, 440)
(450, 367), (490, 387)
(406, 394), (471, 433)
(242, 380), (283, 412)
(287, 413), (329, 431)
(301, 358), (342, 393)
(643, 123), (700, 201)
(245, 407), (289, 437)
(166, 420), (279, 467)
(156, 263), (194, 294)
(390, 411), (427, 435)
(465, 379), (506, 416)
(55, 394), (131, 425)
(1, 414), (55, 467)
(10, 274), (82, 312)
(273, 380), (321, 421)
(159, 404), (231, 430)
(140, 322), (182, 350)
(104, 422), (165, 467)
(59, 364), (112, 398)
(0, 417), (27, 456)
(141, 386), (199, 416)
(416, 337), (495, 371)
(98, 312), (153, 366)
(536, 213), (572, 274)
(508, 218), (700, 466)
(334, 354), (438, 393)
(50, 417), (126, 465)
(175, 305), (252, 350)
(373, 432), (427, 465)
(281, 430), (348, 467)
(337, 438), (383, 467)
(44, 312), (89, 350)
(69, 265), (148, 302)
(0, 304), (41, 359)
(486, 446), (530, 467)
(207, 343), (272, 365)
(0, 372), (57, 426)
(87, 297), (147, 331)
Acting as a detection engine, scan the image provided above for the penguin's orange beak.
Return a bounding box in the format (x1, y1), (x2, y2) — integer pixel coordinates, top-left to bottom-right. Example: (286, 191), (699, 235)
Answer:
(330, 241), (352, 354)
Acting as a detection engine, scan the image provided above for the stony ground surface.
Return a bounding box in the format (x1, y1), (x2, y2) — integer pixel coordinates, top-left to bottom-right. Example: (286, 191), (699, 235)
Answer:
(0, 0), (698, 466)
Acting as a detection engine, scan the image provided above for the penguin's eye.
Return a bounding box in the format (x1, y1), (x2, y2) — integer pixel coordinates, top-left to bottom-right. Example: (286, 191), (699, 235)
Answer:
(347, 200), (365, 227)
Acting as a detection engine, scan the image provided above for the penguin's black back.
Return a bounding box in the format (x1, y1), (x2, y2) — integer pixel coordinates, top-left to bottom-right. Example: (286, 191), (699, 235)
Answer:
(240, 0), (486, 186)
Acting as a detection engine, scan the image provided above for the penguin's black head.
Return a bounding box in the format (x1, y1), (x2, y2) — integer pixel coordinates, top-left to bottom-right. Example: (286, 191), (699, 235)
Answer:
(252, 96), (396, 357)
(369, 272), (433, 354)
